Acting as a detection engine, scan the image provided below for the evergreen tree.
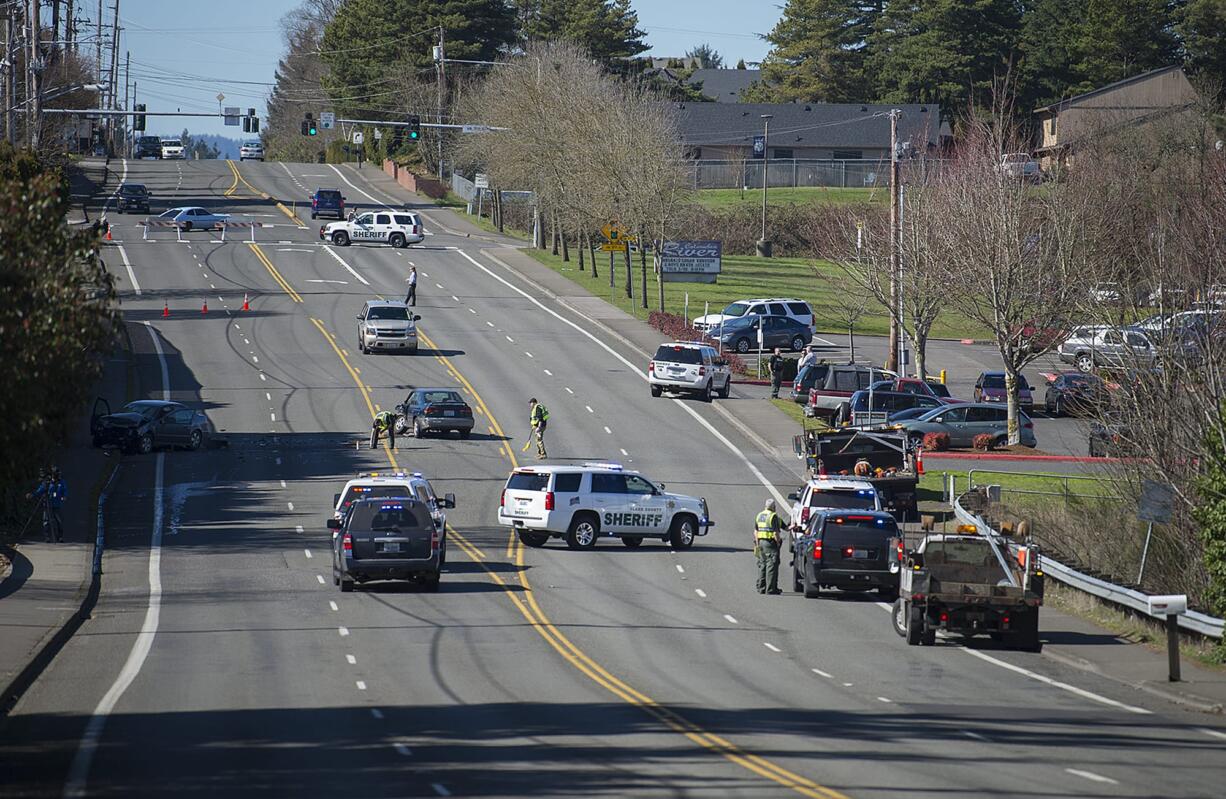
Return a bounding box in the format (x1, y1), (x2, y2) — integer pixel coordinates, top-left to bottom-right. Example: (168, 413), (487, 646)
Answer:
(1017, 0), (1083, 110)
(321, 0), (517, 116)
(735, 59), (746, 70)
(870, 0), (1022, 114)
(686, 43), (723, 69)
(746, 0), (878, 103)
(522, 0), (648, 61)
(1178, 0), (1226, 100)
(1073, 0), (1180, 92)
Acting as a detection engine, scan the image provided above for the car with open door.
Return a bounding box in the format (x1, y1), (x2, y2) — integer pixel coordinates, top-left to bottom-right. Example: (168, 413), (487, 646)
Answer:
(90, 399), (209, 454)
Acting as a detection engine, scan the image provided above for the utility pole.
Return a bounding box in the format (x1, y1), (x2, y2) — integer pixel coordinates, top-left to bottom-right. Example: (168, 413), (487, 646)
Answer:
(123, 49), (129, 157)
(29, 0), (42, 148)
(66, 0), (74, 51)
(107, 0), (118, 152)
(435, 25), (445, 179)
(886, 109), (901, 373)
(94, 0), (101, 93)
(51, 0), (60, 43)
(756, 113), (773, 257)
(2, 12), (13, 143)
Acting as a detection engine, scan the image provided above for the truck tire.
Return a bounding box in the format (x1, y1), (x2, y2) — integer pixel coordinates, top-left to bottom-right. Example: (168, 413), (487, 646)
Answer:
(421, 571), (441, 593)
(1014, 608), (1042, 652)
(389, 232), (406, 249)
(622, 536), (643, 548)
(566, 513), (599, 550)
(518, 530), (549, 548)
(878, 583), (899, 601)
(793, 562), (803, 593)
(718, 377), (731, 399)
(699, 381), (712, 403)
(669, 514), (697, 549)
(892, 598), (908, 637)
(650, 385), (662, 397)
(905, 602), (924, 645)
(332, 230), (350, 246)
(340, 577), (354, 593)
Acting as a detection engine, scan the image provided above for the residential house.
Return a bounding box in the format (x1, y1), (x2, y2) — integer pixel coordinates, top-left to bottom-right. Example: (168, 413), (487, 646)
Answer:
(1034, 65), (1200, 168)
(684, 68), (761, 102)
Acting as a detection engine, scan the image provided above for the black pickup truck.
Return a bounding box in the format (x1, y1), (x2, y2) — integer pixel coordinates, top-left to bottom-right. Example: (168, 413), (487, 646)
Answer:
(793, 429), (919, 521)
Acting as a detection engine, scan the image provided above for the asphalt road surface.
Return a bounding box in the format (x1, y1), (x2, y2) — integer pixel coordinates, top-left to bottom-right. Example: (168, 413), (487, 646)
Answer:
(1, 159), (1223, 798)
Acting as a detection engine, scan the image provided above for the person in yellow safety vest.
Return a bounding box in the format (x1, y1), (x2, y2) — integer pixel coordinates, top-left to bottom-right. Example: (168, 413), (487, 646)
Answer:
(529, 398), (549, 459)
(753, 499), (784, 595)
(370, 409), (398, 450)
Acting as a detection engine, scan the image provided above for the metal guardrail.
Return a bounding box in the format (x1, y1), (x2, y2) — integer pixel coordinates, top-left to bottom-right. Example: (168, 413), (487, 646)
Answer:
(952, 490), (1224, 640)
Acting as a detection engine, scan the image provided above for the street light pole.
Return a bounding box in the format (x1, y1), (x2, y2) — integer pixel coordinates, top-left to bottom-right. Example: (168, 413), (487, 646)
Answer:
(757, 113), (773, 258)
(886, 109), (901, 373)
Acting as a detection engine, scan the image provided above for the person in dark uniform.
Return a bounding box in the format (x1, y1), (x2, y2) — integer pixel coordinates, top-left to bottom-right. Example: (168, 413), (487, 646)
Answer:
(768, 348), (785, 399)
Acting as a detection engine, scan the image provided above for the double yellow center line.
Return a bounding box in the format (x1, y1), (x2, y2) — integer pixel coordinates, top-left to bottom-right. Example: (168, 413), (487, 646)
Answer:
(308, 318), (848, 799)
(226, 160), (306, 226)
(248, 243), (302, 303)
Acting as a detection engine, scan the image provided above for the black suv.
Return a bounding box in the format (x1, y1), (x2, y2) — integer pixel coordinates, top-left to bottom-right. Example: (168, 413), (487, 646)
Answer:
(792, 510), (899, 599)
(329, 496), (442, 592)
(310, 188), (345, 220)
(134, 136), (162, 159)
(116, 183), (150, 214)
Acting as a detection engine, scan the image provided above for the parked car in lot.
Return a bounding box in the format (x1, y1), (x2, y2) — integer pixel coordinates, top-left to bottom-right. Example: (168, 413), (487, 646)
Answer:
(868, 377), (959, 404)
(648, 341), (731, 401)
(848, 389), (943, 427)
(329, 497), (442, 592)
(1000, 153), (1041, 183)
(157, 206), (229, 231)
(116, 183), (151, 214)
(395, 387), (474, 439)
(893, 403), (1037, 449)
(310, 188), (346, 220)
(1088, 417), (1136, 458)
(973, 371), (1034, 413)
(1057, 326), (1157, 372)
(789, 362), (830, 403)
(90, 399), (209, 454)
(692, 298), (813, 334)
(792, 510), (901, 599)
(709, 314), (811, 353)
(1043, 372), (1108, 417)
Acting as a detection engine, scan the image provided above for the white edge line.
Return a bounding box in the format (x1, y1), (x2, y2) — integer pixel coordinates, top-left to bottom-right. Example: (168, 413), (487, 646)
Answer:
(322, 245), (371, 286)
(115, 244), (141, 296)
(960, 647), (1153, 714)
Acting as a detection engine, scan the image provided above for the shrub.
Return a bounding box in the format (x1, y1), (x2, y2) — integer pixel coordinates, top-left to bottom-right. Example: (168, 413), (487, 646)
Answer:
(922, 432), (951, 451)
(646, 311), (749, 375)
(973, 433), (995, 451)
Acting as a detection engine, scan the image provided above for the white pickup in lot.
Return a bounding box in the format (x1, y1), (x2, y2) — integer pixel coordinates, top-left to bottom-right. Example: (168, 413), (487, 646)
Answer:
(498, 463), (713, 550)
(320, 210), (424, 248)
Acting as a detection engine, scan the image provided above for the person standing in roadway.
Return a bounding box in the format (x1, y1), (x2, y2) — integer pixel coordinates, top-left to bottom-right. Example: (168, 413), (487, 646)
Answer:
(405, 266), (418, 306)
(754, 499), (783, 594)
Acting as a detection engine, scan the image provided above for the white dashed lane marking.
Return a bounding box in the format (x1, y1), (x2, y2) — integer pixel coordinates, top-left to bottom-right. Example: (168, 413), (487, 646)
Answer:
(355, 681), (367, 691)
(811, 668), (833, 679)
(543, 369), (552, 376)
(603, 426), (612, 434)
(329, 601), (338, 611)
(1199, 727), (1226, 741)
(695, 589), (707, 598)
(1065, 769), (1118, 785)
(303, 549), (312, 559)
(763, 643), (781, 653)
(338, 626), (350, 637)
(585, 405), (594, 413)
(962, 730), (989, 742)
(316, 575), (325, 584)
(723, 614), (738, 624)
(346, 654), (356, 664)
(675, 564), (685, 574)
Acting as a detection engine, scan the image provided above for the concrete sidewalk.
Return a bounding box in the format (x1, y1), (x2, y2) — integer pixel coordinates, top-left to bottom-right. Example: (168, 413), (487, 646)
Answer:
(0, 160), (129, 715)
(344, 165), (1226, 714)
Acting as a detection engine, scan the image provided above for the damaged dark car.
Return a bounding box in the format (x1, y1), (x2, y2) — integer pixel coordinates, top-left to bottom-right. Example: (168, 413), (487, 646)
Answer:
(90, 399), (209, 454)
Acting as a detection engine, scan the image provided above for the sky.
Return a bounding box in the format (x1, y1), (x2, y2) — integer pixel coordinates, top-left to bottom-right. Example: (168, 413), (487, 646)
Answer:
(103, 1), (780, 138)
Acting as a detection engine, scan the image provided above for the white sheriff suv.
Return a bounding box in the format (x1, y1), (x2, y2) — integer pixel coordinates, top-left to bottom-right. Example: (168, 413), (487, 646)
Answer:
(648, 341), (731, 401)
(320, 210), (425, 248)
(331, 471), (457, 562)
(497, 462), (713, 550)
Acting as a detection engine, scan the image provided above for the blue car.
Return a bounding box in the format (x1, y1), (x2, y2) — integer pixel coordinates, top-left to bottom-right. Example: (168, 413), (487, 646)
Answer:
(710, 314), (811, 353)
(157, 206), (229, 231)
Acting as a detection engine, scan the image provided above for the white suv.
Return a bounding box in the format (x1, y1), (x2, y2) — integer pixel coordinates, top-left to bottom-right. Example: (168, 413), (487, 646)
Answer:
(692, 298), (814, 333)
(648, 342), (731, 401)
(331, 471), (457, 561)
(786, 477), (882, 531)
(321, 210), (425, 248)
(497, 463), (713, 550)
(239, 140), (264, 161)
(160, 139), (184, 159)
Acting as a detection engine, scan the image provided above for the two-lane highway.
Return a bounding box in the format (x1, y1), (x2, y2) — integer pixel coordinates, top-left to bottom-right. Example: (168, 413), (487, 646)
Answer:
(1, 157), (1223, 798)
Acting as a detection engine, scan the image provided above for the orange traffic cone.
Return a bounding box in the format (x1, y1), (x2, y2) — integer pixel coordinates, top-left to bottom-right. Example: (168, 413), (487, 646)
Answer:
(201, 299), (208, 314)
(242, 293), (250, 311)
(915, 447), (925, 476)
(162, 301), (170, 318)
(105, 226), (112, 242)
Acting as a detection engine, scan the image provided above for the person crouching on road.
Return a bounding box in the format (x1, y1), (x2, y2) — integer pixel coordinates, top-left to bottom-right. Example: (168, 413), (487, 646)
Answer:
(370, 410), (398, 450)
(754, 499), (783, 594)
(528, 398), (549, 459)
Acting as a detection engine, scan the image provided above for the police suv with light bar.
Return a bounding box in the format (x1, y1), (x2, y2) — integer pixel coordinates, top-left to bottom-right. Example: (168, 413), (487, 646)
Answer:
(497, 462), (713, 550)
(332, 472), (456, 563)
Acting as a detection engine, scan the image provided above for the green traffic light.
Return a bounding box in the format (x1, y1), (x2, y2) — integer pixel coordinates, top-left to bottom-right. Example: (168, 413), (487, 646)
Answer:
(309, 126), (317, 136)
(409, 132), (418, 139)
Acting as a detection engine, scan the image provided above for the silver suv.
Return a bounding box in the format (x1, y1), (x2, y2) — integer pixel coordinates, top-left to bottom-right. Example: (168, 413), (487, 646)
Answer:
(648, 342), (731, 402)
(1058, 326), (1156, 372)
(356, 300), (420, 353)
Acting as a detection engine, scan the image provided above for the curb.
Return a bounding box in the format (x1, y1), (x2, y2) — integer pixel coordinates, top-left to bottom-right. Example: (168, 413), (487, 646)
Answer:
(1041, 647), (1224, 715)
(925, 452), (1120, 464)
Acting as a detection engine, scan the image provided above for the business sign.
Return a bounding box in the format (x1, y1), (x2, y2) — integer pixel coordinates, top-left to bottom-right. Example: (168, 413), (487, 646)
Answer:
(751, 135), (765, 159)
(320, 111), (335, 130)
(660, 240), (722, 274)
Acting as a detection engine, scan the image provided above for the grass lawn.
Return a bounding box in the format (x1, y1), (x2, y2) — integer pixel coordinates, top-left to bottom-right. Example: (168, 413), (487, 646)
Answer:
(697, 186), (886, 209)
(917, 469), (1116, 506)
(513, 243), (990, 340)
(769, 399), (837, 432)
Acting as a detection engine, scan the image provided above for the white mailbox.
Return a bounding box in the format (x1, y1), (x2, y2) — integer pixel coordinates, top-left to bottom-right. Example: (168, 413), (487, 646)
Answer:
(1148, 594), (1187, 616)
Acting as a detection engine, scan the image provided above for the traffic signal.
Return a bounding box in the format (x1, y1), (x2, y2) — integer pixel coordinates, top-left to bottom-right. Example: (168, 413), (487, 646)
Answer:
(243, 109), (259, 133)
(302, 112), (316, 136)
(243, 117), (251, 133)
(407, 115), (420, 141)
(133, 103), (146, 131)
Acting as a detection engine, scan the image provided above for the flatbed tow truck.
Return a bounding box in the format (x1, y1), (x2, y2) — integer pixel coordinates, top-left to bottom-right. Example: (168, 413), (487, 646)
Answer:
(890, 516), (1045, 651)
